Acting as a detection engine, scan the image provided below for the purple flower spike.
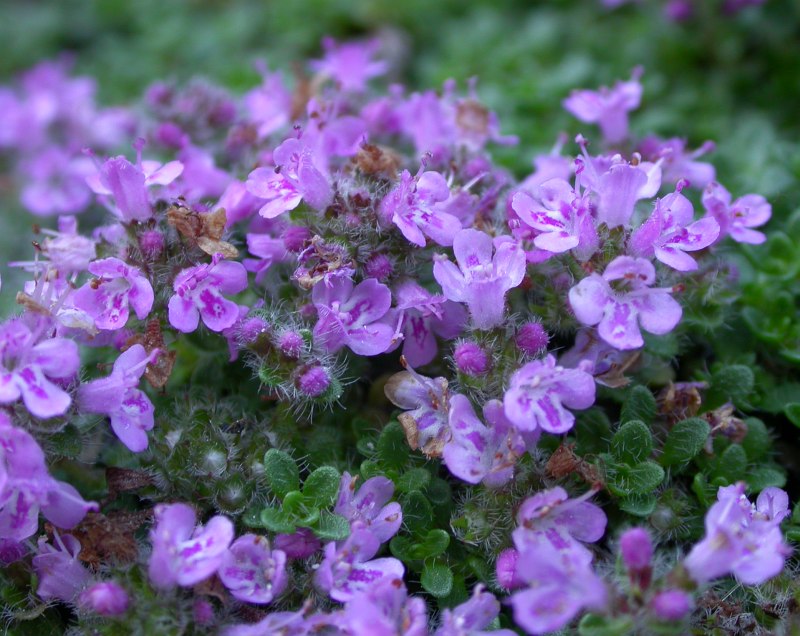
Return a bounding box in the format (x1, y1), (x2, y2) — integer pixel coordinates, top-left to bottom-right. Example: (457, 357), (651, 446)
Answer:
(341, 578), (428, 636)
(510, 544), (607, 635)
(511, 179), (597, 258)
(433, 229), (526, 330)
(443, 395), (525, 487)
(33, 533), (91, 602)
(148, 503), (234, 589)
(312, 277), (394, 356)
(168, 256), (248, 333)
(702, 181), (771, 245)
(563, 69), (642, 144)
(630, 188), (720, 271)
(684, 483), (790, 585)
(434, 585), (517, 636)
(380, 169), (461, 247)
(503, 355), (596, 435)
(315, 528), (405, 602)
(334, 472), (402, 543)
(78, 344), (158, 452)
(569, 256), (682, 350)
(393, 280), (466, 366)
(79, 581), (130, 616)
(246, 137), (332, 219)
(0, 318), (79, 419)
(0, 417), (97, 541)
(72, 257), (154, 330)
(218, 534), (288, 605)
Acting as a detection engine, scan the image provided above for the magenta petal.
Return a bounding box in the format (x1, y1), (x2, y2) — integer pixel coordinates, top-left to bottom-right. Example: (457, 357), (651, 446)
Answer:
(17, 367), (72, 419)
(634, 291), (682, 336)
(599, 301), (643, 350)
(569, 275), (609, 327)
(168, 296), (201, 333)
(212, 260), (249, 295)
(42, 481), (97, 529)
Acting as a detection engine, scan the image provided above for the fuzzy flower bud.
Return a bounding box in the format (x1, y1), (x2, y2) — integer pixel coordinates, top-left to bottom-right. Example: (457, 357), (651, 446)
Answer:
(454, 341), (490, 376)
(364, 252), (394, 281)
(650, 589), (693, 621)
(619, 527), (653, 571)
(138, 230), (165, 260)
(496, 548), (524, 590)
(516, 322), (549, 355)
(296, 365), (331, 397)
(238, 316), (270, 346)
(277, 330), (305, 359)
(193, 599), (215, 626)
(79, 581), (130, 617)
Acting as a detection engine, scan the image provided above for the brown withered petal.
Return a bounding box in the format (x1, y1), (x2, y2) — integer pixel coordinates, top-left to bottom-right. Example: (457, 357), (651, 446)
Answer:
(167, 206), (239, 258)
(127, 319), (176, 389)
(658, 381), (706, 423)
(105, 467), (154, 499)
(354, 143), (402, 177)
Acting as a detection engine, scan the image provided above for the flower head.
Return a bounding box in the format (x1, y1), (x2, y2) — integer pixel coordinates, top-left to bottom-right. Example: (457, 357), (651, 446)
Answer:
(218, 534), (288, 604)
(702, 181), (771, 245)
(334, 472), (402, 543)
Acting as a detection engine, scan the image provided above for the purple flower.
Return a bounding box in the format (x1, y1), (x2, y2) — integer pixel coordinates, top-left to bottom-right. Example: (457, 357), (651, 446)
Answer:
(619, 527), (653, 571)
(243, 67), (292, 139)
(311, 36), (388, 93)
(433, 229), (526, 330)
(0, 318), (79, 419)
(434, 585), (516, 636)
(650, 589), (693, 621)
(86, 142), (183, 223)
(684, 483), (790, 585)
(443, 395), (525, 487)
(222, 608), (311, 636)
(168, 256), (248, 333)
(512, 487), (607, 556)
(563, 69), (643, 144)
(20, 148), (94, 217)
(315, 527), (405, 602)
(79, 581), (130, 616)
(246, 137), (332, 219)
(629, 187), (720, 271)
(510, 543), (607, 635)
(33, 533), (91, 602)
(274, 527), (321, 560)
(511, 178), (597, 258)
(702, 181), (771, 245)
(638, 136), (716, 188)
(340, 578), (428, 636)
(380, 169), (461, 247)
(334, 473), (402, 543)
(0, 416), (97, 540)
(244, 232), (289, 284)
(312, 277), (394, 356)
(148, 503), (234, 589)
(40, 216), (96, 273)
(384, 364), (450, 457)
(503, 355), (596, 435)
(393, 280), (466, 367)
(569, 256), (682, 350)
(218, 534), (288, 604)
(72, 257), (154, 330)
(77, 344), (158, 452)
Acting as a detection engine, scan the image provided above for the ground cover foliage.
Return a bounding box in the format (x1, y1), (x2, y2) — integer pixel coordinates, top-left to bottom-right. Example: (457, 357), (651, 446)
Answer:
(1, 1), (800, 634)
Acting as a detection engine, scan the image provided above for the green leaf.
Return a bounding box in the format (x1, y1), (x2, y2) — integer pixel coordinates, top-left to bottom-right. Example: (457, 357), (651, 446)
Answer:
(421, 562), (453, 598)
(282, 490), (306, 516)
(302, 466), (341, 508)
(259, 507), (296, 534)
(360, 459), (383, 480)
(574, 409), (612, 455)
(606, 461), (664, 497)
(396, 468), (431, 493)
(619, 493), (657, 517)
(711, 444), (747, 484)
(660, 418), (710, 468)
(611, 420), (653, 464)
(578, 614), (635, 636)
(389, 535), (416, 563)
(785, 403), (800, 427)
(400, 490), (435, 537)
(742, 417), (771, 461)
(746, 466), (786, 492)
(707, 365), (754, 409)
(620, 386), (657, 425)
(377, 421), (409, 470)
(263, 449), (300, 498)
(313, 511), (351, 541)
(409, 529), (450, 560)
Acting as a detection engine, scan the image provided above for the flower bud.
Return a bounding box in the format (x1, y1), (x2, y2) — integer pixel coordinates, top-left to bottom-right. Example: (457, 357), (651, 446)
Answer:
(516, 322), (549, 355)
(193, 598), (215, 625)
(620, 527), (653, 571)
(364, 253), (394, 281)
(138, 230), (164, 260)
(650, 589), (693, 621)
(495, 548), (524, 590)
(277, 330), (305, 359)
(79, 581), (129, 617)
(238, 316), (270, 346)
(454, 341), (490, 376)
(296, 366), (331, 397)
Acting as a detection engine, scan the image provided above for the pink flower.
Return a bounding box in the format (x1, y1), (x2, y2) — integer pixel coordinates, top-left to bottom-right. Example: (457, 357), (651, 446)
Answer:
(702, 181), (771, 245)
(218, 534), (288, 604)
(168, 257), (248, 333)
